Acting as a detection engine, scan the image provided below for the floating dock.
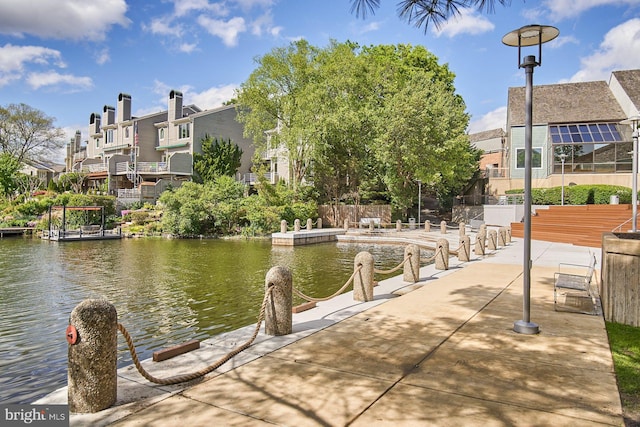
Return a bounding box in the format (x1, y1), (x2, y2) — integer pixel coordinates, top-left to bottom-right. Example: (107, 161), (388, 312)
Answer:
(271, 228), (346, 246)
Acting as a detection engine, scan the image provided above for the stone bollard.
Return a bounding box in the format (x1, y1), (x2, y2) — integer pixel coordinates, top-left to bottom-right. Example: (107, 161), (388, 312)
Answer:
(478, 223), (487, 237)
(280, 220), (287, 233)
(459, 222), (466, 237)
(435, 238), (449, 270)
(458, 235), (471, 262)
(396, 219), (402, 231)
(488, 229), (498, 250)
(306, 218), (313, 231)
(353, 251), (374, 302)
(498, 227), (507, 247)
(424, 220), (431, 232)
(344, 219), (350, 231)
(264, 266), (292, 336)
(506, 226), (512, 244)
(68, 299), (117, 413)
(317, 218), (323, 229)
(369, 219), (375, 231)
(440, 220), (447, 234)
(403, 244), (420, 283)
(474, 230), (486, 256)
(294, 219), (301, 232)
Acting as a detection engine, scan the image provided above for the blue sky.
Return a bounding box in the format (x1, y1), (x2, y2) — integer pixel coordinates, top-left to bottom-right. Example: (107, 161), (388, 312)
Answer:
(1, 0), (639, 162)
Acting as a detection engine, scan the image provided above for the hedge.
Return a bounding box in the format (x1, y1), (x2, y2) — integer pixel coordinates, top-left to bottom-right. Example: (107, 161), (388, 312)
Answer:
(505, 184), (633, 205)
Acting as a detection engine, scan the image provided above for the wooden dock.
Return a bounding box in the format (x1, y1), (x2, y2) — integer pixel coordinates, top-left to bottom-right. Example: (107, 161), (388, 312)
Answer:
(42, 228), (122, 242)
(0, 227), (34, 238)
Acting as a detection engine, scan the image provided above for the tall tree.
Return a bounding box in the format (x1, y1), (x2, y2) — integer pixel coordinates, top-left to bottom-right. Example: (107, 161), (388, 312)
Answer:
(0, 152), (20, 197)
(0, 103), (65, 163)
(193, 135), (243, 183)
(349, 0), (511, 31)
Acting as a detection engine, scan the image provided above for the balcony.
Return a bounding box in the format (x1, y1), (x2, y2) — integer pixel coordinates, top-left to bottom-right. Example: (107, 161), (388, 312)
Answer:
(116, 161), (169, 174)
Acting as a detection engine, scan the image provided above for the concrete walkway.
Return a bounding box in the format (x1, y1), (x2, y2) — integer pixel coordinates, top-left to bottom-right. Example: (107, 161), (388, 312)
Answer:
(41, 230), (623, 426)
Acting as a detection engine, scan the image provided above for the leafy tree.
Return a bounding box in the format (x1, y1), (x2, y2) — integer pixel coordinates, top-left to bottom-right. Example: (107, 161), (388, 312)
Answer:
(58, 172), (87, 193)
(0, 152), (20, 197)
(236, 39), (321, 192)
(0, 103), (65, 163)
(193, 135), (243, 183)
(15, 173), (44, 196)
(349, 0), (511, 31)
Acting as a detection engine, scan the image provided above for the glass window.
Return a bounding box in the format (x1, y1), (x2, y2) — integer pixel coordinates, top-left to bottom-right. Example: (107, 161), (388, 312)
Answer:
(516, 147), (542, 169)
(159, 128), (165, 140)
(178, 123), (190, 139)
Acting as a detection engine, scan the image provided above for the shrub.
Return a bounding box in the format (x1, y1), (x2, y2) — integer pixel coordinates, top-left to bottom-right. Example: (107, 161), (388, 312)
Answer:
(507, 184), (634, 205)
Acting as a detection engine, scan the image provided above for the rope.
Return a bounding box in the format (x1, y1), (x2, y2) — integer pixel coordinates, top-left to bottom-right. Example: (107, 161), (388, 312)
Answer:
(421, 247), (440, 264)
(374, 254), (411, 275)
(118, 285), (273, 385)
(293, 265), (363, 303)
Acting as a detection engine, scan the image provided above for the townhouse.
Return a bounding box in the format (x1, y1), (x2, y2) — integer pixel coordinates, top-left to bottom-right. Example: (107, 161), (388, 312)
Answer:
(66, 91), (255, 205)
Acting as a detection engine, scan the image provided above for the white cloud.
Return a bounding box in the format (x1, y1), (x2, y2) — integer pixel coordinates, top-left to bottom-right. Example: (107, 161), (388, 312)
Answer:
(251, 11), (280, 37)
(179, 43), (198, 53)
(568, 18), (640, 83)
(187, 84), (239, 109)
(26, 71), (93, 91)
(468, 106), (507, 134)
(542, 0), (639, 21)
(197, 15), (247, 47)
(0, 0), (130, 41)
(547, 35), (579, 49)
(0, 44), (67, 87)
(173, 0), (228, 17)
(145, 16), (183, 37)
(432, 7), (494, 38)
(95, 48), (110, 65)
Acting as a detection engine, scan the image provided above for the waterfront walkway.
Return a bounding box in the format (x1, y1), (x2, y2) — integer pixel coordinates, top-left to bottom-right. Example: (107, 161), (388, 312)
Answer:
(41, 230), (623, 426)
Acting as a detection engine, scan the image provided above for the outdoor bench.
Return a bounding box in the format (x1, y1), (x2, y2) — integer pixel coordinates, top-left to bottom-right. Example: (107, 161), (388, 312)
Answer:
(360, 218), (382, 229)
(553, 253), (598, 314)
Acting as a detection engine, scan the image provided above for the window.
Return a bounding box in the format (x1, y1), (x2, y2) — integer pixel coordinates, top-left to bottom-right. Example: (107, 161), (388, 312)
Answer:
(550, 122), (627, 173)
(125, 127), (130, 139)
(106, 129), (114, 144)
(178, 123), (190, 139)
(516, 148), (542, 169)
(159, 128), (165, 140)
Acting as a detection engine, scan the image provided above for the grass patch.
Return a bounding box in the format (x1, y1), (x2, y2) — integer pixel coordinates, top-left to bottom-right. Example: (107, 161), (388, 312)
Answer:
(606, 321), (640, 425)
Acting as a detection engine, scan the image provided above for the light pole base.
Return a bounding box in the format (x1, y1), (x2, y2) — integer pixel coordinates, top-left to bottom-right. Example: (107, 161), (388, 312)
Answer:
(513, 320), (540, 335)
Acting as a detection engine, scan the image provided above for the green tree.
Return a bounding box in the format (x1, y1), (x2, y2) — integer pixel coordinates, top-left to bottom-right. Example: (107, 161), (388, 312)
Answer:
(0, 152), (20, 197)
(236, 39), (321, 192)
(193, 135), (243, 183)
(0, 103), (65, 163)
(349, 0), (510, 31)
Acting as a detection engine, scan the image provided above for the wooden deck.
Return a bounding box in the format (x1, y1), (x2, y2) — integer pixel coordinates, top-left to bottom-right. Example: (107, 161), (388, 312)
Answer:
(42, 228), (122, 242)
(0, 227), (34, 238)
(511, 204), (634, 248)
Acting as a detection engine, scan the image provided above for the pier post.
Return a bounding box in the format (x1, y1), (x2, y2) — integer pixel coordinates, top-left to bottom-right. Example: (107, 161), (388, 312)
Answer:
(424, 220), (431, 232)
(344, 219), (349, 231)
(353, 251), (374, 302)
(506, 226), (512, 244)
(68, 299), (117, 413)
(475, 228), (486, 256)
(403, 244), (420, 283)
(488, 229), (498, 250)
(498, 227), (507, 247)
(280, 220), (287, 233)
(458, 235), (471, 262)
(306, 218), (313, 231)
(369, 220), (375, 231)
(264, 266), (292, 336)
(440, 221), (447, 234)
(459, 222), (466, 236)
(396, 220), (402, 231)
(294, 219), (301, 232)
(435, 238), (449, 270)
(317, 218), (322, 229)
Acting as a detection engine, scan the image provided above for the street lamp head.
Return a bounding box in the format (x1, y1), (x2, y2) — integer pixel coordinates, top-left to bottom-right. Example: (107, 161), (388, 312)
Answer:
(559, 153), (567, 161)
(502, 24), (559, 68)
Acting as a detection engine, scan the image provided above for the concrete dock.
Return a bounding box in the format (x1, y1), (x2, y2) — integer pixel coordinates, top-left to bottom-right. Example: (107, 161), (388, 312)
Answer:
(37, 229), (623, 426)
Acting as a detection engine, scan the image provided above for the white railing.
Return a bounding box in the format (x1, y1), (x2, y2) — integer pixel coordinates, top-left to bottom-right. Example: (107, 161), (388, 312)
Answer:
(484, 167), (508, 178)
(118, 189), (141, 199)
(241, 172), (278, 184)
(82, 164), (107, 173)
(116, 161), (168, 174)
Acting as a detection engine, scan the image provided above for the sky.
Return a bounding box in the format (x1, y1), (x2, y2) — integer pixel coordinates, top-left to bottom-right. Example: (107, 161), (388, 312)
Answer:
(1, 0), (639, 163)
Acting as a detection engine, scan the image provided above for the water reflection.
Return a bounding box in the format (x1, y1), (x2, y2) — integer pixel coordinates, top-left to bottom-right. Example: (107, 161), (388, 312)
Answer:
(0, 238), (431, 404)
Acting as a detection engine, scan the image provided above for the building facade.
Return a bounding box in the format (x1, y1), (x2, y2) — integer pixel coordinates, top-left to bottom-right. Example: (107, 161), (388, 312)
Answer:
(66, 91), (255, 205)
(474, 69), (640, 198)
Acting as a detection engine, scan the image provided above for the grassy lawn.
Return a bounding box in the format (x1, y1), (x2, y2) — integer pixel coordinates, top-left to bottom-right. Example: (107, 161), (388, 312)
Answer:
(606, 321), (640, 426)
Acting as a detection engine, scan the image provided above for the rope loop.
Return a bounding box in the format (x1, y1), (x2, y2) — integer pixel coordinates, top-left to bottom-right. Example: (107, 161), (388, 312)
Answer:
(293, 264), (363, 303)
(374, 254), (411, 275)
(118, 285), (273, 385)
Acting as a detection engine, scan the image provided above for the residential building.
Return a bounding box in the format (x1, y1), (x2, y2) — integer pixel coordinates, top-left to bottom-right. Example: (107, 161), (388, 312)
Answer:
(66, 91), (255, 205)
(473, 69), (639, 200)
(19, 160), (64, 188)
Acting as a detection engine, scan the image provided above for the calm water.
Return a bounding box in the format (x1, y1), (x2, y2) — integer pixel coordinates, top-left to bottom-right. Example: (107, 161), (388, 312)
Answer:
(0, 236), (428, 404)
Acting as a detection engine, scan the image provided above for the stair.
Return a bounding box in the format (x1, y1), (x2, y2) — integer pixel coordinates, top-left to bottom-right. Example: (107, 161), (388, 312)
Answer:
(510, 204), (634, 248)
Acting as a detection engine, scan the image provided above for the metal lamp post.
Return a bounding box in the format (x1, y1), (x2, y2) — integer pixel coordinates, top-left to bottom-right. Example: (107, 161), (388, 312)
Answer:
(417, 180), (422, 226)
(560, 153), (567, 206)
(620, 115), (640, 232)
(503, 24), (559, 335)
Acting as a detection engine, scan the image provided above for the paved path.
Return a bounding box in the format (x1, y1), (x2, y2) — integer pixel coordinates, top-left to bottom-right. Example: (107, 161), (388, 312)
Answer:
(39, 230), (623, 426)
